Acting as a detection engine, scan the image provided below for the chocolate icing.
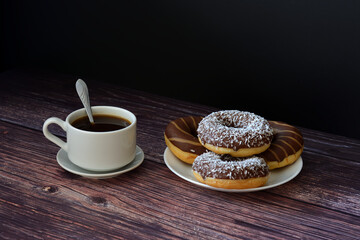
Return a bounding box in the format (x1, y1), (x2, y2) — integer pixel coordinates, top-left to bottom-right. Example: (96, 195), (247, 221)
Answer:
(197, 110), (274, 150)
(258, 121), (304, 162)
(192, 152), (269, 180)
(165, 116), (207, 155)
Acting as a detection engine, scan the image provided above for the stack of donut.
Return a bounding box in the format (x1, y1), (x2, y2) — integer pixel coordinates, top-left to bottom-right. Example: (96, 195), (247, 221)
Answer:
(164, 110), (304, 189)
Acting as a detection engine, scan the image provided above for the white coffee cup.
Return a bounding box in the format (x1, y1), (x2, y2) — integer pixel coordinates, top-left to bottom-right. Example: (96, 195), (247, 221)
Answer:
(43, 106), (136, 171)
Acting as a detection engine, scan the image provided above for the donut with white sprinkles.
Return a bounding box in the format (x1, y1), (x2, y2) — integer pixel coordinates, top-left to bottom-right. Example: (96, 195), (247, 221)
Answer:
(192, 152), (270, 189)
(197, 110), (274, 157)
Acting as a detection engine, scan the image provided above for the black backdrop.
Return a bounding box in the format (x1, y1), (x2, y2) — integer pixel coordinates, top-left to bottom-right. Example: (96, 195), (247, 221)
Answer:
(1, 0), (360, 139)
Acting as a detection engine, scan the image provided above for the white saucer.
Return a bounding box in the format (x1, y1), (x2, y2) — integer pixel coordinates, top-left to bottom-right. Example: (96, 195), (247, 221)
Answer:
(57, 145), (144, 179)
(164, 147), (303, 192)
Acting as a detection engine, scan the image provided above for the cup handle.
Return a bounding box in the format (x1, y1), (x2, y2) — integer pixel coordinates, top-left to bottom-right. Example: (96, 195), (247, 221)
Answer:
(43, 117), (68, 151)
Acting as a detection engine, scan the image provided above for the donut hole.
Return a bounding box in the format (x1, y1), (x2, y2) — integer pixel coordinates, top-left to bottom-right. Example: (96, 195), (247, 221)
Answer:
(218, 115), (247, 129)
(189, 127), (199, 138)
(221, 121), (237, 128)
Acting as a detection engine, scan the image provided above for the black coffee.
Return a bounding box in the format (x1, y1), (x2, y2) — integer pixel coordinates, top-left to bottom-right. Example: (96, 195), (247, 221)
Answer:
(72, 114), (131, 132)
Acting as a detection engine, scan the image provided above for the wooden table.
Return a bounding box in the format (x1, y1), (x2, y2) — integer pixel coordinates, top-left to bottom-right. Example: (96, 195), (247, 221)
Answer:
(0, 69), (359, 239)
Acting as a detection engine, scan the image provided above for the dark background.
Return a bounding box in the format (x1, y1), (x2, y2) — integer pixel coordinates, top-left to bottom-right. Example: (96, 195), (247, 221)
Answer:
(1, 0), (360, 139)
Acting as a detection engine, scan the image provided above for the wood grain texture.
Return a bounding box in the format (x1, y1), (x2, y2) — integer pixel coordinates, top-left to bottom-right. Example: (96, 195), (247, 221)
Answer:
(0, 69), (360, 239)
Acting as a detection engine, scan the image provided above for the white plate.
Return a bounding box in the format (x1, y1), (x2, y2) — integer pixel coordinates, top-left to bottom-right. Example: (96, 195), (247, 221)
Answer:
(164, 148), (303, 192)
(57, 145), (144, 179)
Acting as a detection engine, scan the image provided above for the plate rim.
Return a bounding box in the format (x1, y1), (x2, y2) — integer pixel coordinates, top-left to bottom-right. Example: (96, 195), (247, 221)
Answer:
(164, 147), (303, 192)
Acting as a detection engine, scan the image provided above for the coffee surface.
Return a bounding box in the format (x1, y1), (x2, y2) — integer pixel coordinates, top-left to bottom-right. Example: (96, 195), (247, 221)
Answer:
(72, 114), (131, 132)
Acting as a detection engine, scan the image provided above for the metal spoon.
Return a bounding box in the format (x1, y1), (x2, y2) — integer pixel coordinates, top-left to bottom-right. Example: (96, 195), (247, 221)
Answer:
(76, 79), (94, 124)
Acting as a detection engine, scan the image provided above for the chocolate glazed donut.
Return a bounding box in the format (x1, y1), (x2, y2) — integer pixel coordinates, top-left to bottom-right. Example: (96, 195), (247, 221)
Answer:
(258, 121), (304, 170)
(164, 116), (207, 164)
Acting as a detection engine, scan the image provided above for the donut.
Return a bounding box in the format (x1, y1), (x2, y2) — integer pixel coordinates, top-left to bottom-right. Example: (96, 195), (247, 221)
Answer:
(258, 121), (304, 170)
(197, 110), (274, 157)
(164, 116), (207, 164)
(192, 152), (269, 189)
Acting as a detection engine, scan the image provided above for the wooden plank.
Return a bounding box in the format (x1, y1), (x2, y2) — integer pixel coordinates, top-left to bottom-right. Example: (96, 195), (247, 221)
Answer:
(301, 127), (360, 163)
(1, 121), (360, 239)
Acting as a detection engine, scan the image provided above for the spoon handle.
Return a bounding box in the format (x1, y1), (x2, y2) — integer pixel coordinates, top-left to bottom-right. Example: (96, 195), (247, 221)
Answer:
(76, 79), (94, 123)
